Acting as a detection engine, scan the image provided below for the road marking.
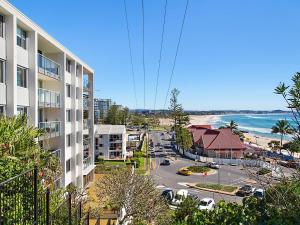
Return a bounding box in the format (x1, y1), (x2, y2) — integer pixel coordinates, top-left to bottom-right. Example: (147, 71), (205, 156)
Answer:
(156, 185), (165, 189)
(177, 182), (189, 187)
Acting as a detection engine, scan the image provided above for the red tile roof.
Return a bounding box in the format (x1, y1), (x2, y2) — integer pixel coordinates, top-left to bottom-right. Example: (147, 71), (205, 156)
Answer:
(188, 124), (212, 129)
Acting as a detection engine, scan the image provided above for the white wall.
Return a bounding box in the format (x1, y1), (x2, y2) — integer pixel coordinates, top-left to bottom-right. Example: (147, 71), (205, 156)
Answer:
(0, 83), (6, 104)
(16, 45), (28, 68)
(16, 86), (29, 106)
(0, 37), (6, 59)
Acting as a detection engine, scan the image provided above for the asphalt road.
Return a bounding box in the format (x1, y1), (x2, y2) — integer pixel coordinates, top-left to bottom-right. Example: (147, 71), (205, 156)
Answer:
(149, 131), (247, 204)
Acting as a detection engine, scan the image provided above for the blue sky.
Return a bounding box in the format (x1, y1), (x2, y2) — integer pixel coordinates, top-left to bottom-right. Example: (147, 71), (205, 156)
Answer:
(9, 0), (300, 110)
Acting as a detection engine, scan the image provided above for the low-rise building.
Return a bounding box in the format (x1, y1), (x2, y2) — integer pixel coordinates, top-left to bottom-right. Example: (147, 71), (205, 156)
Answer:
(188, 125), (246, 159)
(95, 125), (127, 160)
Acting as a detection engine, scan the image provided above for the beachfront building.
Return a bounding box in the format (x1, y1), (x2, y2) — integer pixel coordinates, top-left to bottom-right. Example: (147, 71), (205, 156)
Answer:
(94, 125), (127, 160)
(188, 125), (246, 159)
(94, 98), (112, 120)
(0, 0), (95, 188)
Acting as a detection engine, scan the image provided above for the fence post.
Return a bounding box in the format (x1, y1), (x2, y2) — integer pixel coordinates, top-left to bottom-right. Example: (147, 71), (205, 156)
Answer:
(33, 166), (38, 225)
(68, 193), (72, 225)
(87, 209), (90, 225)
(79, 201), (82, 219)
(46, 188), (50, 225)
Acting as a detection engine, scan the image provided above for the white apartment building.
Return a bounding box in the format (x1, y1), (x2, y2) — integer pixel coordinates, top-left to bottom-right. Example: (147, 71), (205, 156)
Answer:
(95, 125), (127, 160)
(0, 0), (95, 188)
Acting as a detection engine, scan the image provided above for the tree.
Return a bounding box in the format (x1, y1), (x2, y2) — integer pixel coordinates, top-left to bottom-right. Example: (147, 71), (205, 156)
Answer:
(271, 120), (293, 149)
(219, 120), (244, 140)
(96, 169), (171, 225)
(0, 115), (61, 183)
(283, 137), (300, 156)
(173, 196), (200, 222)
(176, 128), (192, 155)
(268, 140), (281, 151)
(227, 120), (238, 130)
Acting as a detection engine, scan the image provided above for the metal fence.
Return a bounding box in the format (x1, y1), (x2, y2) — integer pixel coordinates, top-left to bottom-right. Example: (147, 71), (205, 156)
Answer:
(0, 167), (88, 225)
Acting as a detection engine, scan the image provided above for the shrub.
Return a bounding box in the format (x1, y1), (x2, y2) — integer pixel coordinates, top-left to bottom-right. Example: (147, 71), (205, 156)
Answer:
(257, 168), (271, 175)
(187, 166), (210, 173)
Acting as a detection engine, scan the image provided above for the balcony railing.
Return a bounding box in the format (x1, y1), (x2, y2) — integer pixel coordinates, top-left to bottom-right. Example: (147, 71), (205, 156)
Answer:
(83, 156), (92, 170)
(38, 53), (61, 80)
(38, 88), (60, 108)
(39, 121), (61, 139)
(83, 119), (91, 130)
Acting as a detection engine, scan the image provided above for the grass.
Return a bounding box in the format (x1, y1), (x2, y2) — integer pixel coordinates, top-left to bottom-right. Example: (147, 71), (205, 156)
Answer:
(188, 166), (211, 173)
(257, 168), (272, 175)
(196, 183), (237, 193)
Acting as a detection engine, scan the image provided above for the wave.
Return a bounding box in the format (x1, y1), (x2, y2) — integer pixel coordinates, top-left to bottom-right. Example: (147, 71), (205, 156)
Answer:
(238, 125), (272, 134)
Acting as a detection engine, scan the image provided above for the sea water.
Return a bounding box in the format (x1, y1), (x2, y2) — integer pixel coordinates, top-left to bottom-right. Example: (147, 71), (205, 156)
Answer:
(213, 113), (295, 140)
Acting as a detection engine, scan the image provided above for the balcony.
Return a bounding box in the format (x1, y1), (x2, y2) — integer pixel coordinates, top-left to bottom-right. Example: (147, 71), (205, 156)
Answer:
(39, 121), (61, 139)
(38, 88), (60, 108)
(83, 119), (91, 130)
(38, 54), (61, 80)
(83, 137), (90, 150)
(83, 156), (92, 170)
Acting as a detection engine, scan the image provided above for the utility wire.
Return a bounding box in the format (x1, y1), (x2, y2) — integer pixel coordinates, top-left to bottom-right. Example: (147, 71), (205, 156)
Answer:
(123, 0), (138, 109)
(142, 0), (146, 110)
(163, 0), (190, 110)
(153, 0), (168, 111)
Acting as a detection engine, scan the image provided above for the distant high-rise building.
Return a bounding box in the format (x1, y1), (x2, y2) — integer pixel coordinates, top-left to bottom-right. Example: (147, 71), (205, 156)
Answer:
(94, 98), (112, 121)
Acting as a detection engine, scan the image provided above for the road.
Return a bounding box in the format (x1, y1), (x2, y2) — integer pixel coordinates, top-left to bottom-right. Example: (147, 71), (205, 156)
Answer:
(149, 130), (249, 204)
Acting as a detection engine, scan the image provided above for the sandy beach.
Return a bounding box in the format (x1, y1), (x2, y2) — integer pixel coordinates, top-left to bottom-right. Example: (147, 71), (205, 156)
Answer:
(160, 115), (285, 149)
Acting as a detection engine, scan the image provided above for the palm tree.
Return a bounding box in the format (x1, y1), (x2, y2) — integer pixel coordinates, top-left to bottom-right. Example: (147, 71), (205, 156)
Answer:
(227, 120), (238, 130)
(271, 120), (293, 151)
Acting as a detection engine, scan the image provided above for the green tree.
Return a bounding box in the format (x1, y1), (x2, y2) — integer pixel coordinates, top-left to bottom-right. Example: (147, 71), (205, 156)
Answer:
(176, 127), (192, 155)
(219, 120), (244, 140)
(174, 196), (200, 222)
(271, 120), (293, 149)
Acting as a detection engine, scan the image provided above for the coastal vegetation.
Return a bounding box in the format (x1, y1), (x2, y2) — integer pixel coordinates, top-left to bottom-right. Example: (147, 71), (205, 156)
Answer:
(271, 119), (293, 149)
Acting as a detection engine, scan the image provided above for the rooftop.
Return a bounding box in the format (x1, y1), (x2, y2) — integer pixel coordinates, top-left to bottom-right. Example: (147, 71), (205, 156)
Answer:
(95, 125), (126, 135)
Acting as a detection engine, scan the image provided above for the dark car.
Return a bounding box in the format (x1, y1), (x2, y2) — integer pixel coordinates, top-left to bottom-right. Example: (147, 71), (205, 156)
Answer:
(161, 189), (174, 203)
(160, 159), (171, 166)
(236, 185), (255, 197)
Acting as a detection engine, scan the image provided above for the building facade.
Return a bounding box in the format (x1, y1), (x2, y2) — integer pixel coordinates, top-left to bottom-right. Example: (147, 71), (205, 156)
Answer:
(94, 125), (127, 160)
(94, 98), (112, 121)
(0, 0), (95, 188)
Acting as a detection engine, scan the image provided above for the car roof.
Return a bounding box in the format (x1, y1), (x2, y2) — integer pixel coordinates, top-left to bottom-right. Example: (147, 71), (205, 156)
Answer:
(201, 197), (214, 202)
(255, 188), (264, 192)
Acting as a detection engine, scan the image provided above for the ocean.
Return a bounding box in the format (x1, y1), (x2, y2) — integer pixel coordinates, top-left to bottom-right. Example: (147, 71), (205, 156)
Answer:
(213, 113), (295, 141)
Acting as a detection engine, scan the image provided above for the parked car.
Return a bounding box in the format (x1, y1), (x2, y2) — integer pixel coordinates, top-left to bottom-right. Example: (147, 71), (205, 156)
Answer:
(208, 162), (220, 169)
(253, 188), (265, 199)
(169, 189), (189, 209)
(199, 198), (215, 211)
(159, 146), (164, 150)
(161, 189), (174, 203)
(160, 159), (171, 166)
(178, 168), (192, 176)
(236, 185), (256, 196)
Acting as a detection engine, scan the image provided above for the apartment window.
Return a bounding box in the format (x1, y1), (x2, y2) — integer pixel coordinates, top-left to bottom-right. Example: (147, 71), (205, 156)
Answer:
(0, 60), (4, 83)
(66, 59), (71, 73)
(0, 15), (3, 38)
(17, 106), (27, 115)
(76, 66), (80, 77)
(76, 87), (79, 99)
(17, 66), (27, 88)
(76, 154), (80, 165)
(67, 134), (71, 147)
(17, 26), (26, 49)
(76, 131), (81, 143)
(109, 143), (122, 151)
(66, 109), (71, 122)
(76, 110), (80, 121)
(66, 159), (71, 172)
(0, 105), (5, 116)
(66, 84), (71, 97)
(95, 138), (98, 146)
(99, 144), (103, 147)
(109, 134), (122, 142)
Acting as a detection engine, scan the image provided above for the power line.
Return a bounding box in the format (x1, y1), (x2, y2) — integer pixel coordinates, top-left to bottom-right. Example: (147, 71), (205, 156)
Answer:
(153, 0), (168, 111)
(123, 0), (138, 109)
(163, 0), (190, 110)
(142, 0), (146, 110)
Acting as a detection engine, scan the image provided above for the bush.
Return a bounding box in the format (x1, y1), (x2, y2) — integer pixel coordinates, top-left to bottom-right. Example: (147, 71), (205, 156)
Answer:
(187, 166), (210, 173)
(131, 158), (141, 168)
(257, 168), (271, 175)
(196, 183), (237, 192)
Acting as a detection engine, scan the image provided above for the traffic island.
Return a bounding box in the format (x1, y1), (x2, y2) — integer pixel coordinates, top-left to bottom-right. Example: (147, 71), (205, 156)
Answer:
(187, 183), (238, 196)
(180, 166), (216, 176)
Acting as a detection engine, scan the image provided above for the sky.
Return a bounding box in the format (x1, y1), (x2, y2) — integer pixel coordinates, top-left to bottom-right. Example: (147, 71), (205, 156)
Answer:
(8, 0), (300, 111)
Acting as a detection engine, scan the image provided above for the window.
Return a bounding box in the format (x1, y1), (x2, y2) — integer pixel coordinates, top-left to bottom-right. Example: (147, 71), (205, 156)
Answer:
(17, 106), (27, 115)
(109, 134), (122, 142)
(66, 59), (71, 72)
(95, 138), (98, 145)
(0, 105), (5, 116)
(99, 135), (103, 138)
(109, 143), (122, 151)
(66, 109), (71, 122)
(76, 131), (80, 143)
(76, 110), (80, 121)
(0, 15), (3, 38)
(76, 87), (79, 99)
(0, 60), (4, 83)
(99, 144), (103, 147)
(66, 84), (71, 97)
(66, 159), (71, 172)
(67, 134), (71, 147)
(17, 66), (27, 87)
(17, 26), (26, 49)
(76, 66), (80, 77)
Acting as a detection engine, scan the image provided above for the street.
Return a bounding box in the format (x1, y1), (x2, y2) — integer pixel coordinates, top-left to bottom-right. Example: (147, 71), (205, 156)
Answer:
(149, 131), (253, 204)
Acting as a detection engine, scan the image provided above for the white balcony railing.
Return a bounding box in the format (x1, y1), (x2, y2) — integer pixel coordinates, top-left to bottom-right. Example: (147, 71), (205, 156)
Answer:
(38, 53), (61, 80)
(83, 156), (92, 170)
(39, 121), (61, 139)
(38, 88), (60, 108)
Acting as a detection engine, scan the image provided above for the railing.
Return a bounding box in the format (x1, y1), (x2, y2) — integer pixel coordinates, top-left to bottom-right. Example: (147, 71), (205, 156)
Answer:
(83, 80), (89, 91)
(38, 88), (61, 108)
(0, 167), (89, 225)
(38, 53), (61, 80)
(39, 121), (61, 138)
(83, 156), (92, 170)
(83, 119), (91, 130)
